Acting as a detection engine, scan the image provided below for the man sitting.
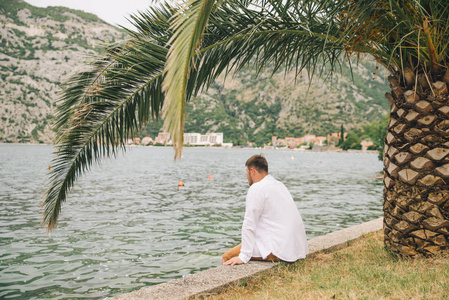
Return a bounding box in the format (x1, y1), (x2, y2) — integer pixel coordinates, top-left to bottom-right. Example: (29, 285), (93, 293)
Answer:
(223, 154), (308, 265)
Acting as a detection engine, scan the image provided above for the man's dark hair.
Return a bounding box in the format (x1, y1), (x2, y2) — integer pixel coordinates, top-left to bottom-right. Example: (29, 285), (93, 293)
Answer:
(245, 154), (268, 173)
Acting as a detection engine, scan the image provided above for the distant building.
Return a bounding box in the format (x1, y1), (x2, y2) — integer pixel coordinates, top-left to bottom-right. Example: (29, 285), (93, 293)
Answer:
(315, 136), (327, 145)
(126, 138), (133, 145)
(302, 134), (316, 143)
(275, 138), (287, 147)
(183, 132), (223, 146)
(155, 132), (171, 144)
(142, 137), (153, 145)
(272, 132), (348, 149)
(361, 140), (374, 151)
(184, 133), (199, 145)
(273, 134), (317, 148)
(133, 137), (141, 145)
(285, 137), (303, 148)
(328, 132), (348, 140)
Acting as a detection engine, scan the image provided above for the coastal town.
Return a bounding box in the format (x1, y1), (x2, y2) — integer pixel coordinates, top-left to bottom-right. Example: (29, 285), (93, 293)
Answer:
(127, 131), (375, 151)
(127, 132), (233, 147)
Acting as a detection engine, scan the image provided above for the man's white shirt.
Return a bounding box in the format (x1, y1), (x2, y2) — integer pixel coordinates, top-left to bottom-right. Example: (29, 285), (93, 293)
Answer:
(238, 174), (309, 263)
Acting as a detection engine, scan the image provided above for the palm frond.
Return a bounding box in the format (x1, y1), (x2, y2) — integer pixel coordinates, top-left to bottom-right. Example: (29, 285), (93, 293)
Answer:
(337, 0), (449, 79)
(42, 6), (172, 231)
(162, 0), (216, 159)
(185, 0), (348, 88)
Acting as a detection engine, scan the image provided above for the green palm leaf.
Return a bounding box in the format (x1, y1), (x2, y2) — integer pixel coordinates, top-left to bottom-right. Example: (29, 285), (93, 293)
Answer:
(162, 0), (217, 159)
(42, 6), (172, 231)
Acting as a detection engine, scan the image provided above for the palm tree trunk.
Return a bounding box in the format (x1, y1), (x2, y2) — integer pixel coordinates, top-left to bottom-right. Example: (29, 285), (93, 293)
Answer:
(383, 75), (449, 256)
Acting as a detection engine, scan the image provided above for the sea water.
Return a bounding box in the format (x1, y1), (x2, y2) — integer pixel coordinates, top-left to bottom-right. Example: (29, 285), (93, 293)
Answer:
(0, 145), (383, 299)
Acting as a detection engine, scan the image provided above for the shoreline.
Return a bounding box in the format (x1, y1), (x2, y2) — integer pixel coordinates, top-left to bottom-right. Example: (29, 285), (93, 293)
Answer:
(108, 218), (383, 300)
(0, 143), (379, 154)
(207, 228), (449, 299)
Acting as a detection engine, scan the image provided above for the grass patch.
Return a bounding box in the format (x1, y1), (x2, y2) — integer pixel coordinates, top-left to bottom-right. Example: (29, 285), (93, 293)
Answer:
(206, 231), (449, 299)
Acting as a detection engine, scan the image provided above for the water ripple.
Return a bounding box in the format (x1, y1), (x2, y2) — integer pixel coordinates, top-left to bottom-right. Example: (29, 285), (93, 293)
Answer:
(0, 145), (383, 299)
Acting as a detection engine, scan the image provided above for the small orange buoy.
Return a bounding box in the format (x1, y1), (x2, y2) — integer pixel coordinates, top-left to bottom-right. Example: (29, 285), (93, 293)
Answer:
(48, 165), (51, 170)
(208, 174), (212, 180)
(178, 180), (184, 187)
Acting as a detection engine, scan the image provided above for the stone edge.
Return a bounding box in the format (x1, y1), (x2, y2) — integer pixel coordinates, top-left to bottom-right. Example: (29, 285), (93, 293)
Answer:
(109, 217), (383, 300)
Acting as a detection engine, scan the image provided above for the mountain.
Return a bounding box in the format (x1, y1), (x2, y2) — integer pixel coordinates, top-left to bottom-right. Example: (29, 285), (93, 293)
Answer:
(0, 0), (125, 143)
(0, 0), (390, 145)
(179, 61), (390, 145)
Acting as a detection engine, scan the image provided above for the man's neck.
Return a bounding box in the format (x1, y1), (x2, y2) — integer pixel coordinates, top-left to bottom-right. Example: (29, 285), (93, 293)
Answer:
(252, 172), (268, 184)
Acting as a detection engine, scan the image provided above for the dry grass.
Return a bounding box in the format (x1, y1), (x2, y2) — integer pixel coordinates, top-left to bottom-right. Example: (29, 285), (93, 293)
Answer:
(205, 231), (449, 300)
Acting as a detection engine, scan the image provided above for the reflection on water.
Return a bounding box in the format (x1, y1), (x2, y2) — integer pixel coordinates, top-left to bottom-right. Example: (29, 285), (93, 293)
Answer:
(0, 145), (383, 299)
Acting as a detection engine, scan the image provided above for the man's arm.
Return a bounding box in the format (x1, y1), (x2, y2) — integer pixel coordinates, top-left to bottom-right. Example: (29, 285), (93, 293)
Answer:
(238, 188), (264, 263)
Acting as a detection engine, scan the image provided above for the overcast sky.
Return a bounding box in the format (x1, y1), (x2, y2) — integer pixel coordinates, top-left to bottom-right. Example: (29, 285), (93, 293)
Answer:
(24, 0), (165, 28)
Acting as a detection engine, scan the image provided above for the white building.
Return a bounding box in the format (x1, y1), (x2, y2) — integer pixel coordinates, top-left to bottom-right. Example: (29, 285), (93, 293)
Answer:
(184, 133), (223, 146)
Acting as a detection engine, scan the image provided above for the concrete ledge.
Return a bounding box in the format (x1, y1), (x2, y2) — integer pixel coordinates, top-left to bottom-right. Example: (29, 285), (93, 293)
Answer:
(308, 217), (384, 255)
(110, 217), (383, 300)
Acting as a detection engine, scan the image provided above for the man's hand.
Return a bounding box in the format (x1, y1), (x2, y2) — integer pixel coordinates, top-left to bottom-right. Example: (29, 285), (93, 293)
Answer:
(223, 257), (244, 266)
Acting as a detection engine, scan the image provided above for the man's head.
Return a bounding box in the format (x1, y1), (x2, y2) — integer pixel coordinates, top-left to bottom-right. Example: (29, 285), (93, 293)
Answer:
(245, 155), (268, 186)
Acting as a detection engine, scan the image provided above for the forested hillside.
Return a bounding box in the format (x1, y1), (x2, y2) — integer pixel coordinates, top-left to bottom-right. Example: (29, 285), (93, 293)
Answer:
(145, 61), (390, 145)
(0, 0), (390, 145)
(0, 0), (125, 143)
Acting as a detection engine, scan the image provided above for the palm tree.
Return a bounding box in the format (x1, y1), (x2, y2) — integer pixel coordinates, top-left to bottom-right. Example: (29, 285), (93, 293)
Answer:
(43, 0), (449, 257)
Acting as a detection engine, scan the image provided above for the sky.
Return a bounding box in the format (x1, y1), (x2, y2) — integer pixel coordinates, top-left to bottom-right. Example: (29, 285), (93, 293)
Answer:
(23, 0), (163, 29)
